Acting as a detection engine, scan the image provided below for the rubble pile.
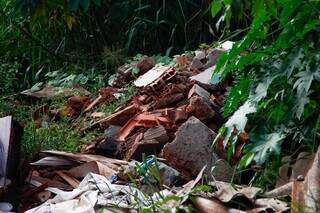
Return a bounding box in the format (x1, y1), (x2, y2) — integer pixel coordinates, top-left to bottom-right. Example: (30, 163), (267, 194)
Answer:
(78, 47), (234, 182)
(2, 42), (316, 212)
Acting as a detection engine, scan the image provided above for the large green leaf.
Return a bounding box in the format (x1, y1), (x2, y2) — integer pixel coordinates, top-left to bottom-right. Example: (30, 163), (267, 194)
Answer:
(223, 101), (256, 146)
(294, 69), (315, 97)
(223, 76), (275, 146)
(249, 132), (285, 165)
(280, 48), (303, 78)
(223, 78), (251, 117)
(294, 93), (310, 119)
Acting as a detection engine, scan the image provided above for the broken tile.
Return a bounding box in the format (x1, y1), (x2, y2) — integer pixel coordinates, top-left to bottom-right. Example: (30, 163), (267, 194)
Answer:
(81, 104), (140, 132)
(125, 138), (161, 161)
(151, 93), (184, 109)
(164, 106), (189, 124)
(63, 96), (91, 117)
(115, 112), (172, 141)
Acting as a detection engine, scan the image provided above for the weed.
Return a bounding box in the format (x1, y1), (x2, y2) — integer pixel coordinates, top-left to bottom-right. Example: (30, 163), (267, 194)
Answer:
(191, 184), (214, 194)
(22, 115), (102, 156)
(198, 43), (210, 50)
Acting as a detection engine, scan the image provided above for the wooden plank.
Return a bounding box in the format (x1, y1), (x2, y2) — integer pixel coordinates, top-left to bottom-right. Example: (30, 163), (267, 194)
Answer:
(81, 104), (139, 132)
(56, 171), (80, 188)
(68, 161), (116, 179)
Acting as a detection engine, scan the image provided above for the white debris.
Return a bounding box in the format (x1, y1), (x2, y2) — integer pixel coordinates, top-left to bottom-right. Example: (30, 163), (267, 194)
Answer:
(134, 66), (170, 87)
(220, 41), (234, 50)
(26, 173), (147, 213)
(190, 66), (216, 85)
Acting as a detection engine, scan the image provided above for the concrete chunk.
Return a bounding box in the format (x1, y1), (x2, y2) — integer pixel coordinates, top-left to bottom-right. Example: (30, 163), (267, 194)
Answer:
(190, 66), (215, 85)
(186, 96), (215, 121)
(188, 84), (210, 100)
(162, 116), (232, 181)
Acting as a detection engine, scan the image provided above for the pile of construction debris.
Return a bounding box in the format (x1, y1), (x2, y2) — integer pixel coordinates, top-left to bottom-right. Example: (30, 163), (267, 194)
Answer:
(1, 42), (319, 212)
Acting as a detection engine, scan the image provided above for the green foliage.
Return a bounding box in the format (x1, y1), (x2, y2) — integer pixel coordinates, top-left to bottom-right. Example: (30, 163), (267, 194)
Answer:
(20, 84), (136, 156)
(1, 0), (236, 95)
(209, 0), (252, 32)
(191, 184), (214, 193)
(199, 43), (210, 50)
(251, 155), (282, 190)
(22, 116), (100, 156)
(68, 0), (101, 12)
(244, 132), (285, 165)
(223, 77), (251, 116)
(213, 0), (320, 166)
(0, 62), (20, 94)
(22, 119), (76, 154)
(0, 95), (102, 157)
(12, 0), (224, 58)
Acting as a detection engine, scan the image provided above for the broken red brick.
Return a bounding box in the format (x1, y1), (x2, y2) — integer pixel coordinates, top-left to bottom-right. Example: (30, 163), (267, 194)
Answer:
(81, 104), (140, 132)
(99, 87), (118, 99)
(164, 106), (188, 123)
(115, 112), (172, 141)
(64, 96), (91, 117)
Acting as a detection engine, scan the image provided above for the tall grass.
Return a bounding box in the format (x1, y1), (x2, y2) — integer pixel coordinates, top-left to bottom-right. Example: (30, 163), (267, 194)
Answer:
(1, 0), (232, 92)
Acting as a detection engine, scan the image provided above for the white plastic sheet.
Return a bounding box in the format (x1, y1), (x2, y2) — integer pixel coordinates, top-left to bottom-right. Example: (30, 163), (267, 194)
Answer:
(26, 173), (147, 213)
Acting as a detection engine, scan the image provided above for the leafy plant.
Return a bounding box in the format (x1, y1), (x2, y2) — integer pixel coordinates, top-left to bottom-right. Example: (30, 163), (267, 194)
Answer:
(212, 0), (320, 167)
